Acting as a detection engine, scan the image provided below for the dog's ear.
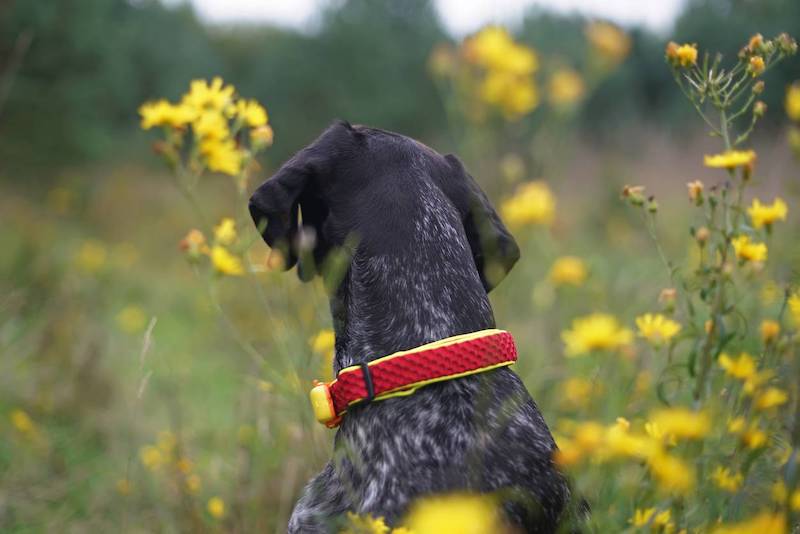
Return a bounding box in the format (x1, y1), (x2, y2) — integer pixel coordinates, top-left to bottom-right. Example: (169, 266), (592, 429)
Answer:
(248, 148), (330, 282)
(444, 154), (520, 292)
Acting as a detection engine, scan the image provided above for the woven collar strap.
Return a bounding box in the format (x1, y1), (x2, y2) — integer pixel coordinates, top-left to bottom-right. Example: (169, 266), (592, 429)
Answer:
(309, 329), (517, 428)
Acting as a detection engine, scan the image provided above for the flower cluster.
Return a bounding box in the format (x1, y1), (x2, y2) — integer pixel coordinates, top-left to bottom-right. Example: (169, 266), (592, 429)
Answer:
(499, 181), (555, 227)
(139, 77), (273, 189)
(462, 26), (540, 119)
(138, 431), (202, 498)
(179, 217), (245, 276)
(585, 21), (632, 67)
(554, 32), (799, 532)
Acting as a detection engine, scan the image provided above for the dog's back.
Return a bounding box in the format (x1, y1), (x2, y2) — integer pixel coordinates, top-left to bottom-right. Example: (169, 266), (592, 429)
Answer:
(249, 122), (569, 533)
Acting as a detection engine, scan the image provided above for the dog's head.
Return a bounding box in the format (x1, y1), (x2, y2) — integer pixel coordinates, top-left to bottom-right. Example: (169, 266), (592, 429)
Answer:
(248, 121), (519, 292)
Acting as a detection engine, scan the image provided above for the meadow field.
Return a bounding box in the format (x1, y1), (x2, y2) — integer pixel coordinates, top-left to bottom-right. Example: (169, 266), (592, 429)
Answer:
(2, 1), (800, 533)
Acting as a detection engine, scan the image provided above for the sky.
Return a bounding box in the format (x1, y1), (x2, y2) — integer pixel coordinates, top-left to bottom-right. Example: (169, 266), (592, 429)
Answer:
(186, 0), (687, 35)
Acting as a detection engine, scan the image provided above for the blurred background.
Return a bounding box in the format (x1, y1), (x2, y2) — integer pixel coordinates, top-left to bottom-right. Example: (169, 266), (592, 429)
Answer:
(1, 0), (799, 532)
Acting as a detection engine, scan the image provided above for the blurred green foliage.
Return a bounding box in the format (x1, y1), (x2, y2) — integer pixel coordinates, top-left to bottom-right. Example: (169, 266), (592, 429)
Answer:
(1, 0), (799, 174)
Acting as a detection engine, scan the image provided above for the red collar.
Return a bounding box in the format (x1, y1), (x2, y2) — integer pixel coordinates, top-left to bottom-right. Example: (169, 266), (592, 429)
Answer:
(309, 329), (517, 428)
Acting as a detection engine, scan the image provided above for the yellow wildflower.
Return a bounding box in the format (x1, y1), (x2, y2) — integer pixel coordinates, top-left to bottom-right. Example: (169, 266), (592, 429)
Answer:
(139, 99), (194, 129)
(586, 22), (631, 64)
(704, 149), (756, 169)
(193, 110), (230, 141)
(10, 409), (35, 434)
(116, 305), (147, 334)
(464, 26), (539, 76)
(630, 507), (674, 531)
(214, 217), (237, 246)
(648, 408), (710, 440)
(635, 313), (682, 345)
(311, 329), (335, 354)
(480, 71), (539, 118)
(711, 512), (786, 534)
(234, 98), (268, 127)
(553, 436), (583, 468)
(786, 82), (800, 121)
(342, 512), (390, 534)
(772, 480), (787, 502)
(210, 246), (244, 276)
(500, 181), (555, 227)
(790, 292), (800, 326)
(116, 478), (132, 496)
(731, 235), (767, 262)
(157, 430), (177, 453)
(644, 421), (677, 447)
(562, 313), (633, 356)
(75, 240), (108, 272)
(666, 41), (698, 67)
(604, 420), (660, 460)
(312, 328), (336, 380)
(201, 138), (244, 176)
(139, 445), (163, 470)
(760, 319), (780, 344)
(719, 352), (757, 380)
(743, 369), (774, 396)
(648, 452), (695, 494)
(754, 387), (788, 410)
(183, 77), (235, 112)
(749, 55), (766, 77)
(207, 496), (225, 519)
(630, 507), (656, 527)
(561, 377), (594, 408)
(186, 474), (201, 494)
(549, 256), (587, 287)
(403, 493), (502, 534)
(747, 197), (788, 229)
(548, 68), (586, 107)
(176, 457), (193, 474)
(727, 417), (746, 434)
(573, 421), (605, 450)
(712, 466), (743, 492)
(741, 425), (768, 449)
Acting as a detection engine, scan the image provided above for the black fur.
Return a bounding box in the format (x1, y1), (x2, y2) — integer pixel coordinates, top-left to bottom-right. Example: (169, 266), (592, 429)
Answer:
(249, 121), (569, 533)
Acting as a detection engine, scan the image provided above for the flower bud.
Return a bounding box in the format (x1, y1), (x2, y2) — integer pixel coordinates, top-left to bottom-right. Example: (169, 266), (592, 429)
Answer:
(747, 33), (764, 53)
(723, 262), (734, 276)
(776, 33), (798, 55)
(752, 80), (765, 94)
(665, 41), (679, 61)
(659, 288), (677, 312)
(753, 100), (767, 118)
(687, 180), (704, 205)
(760, 319), (780, 345)
(180, 229), (209, 261)
(647, 197), (659, 213)
(622, 185), (646, 207)
(250, 125), (274, 150)
(748, 56), (765, 77)
(695, 226), (710, 245)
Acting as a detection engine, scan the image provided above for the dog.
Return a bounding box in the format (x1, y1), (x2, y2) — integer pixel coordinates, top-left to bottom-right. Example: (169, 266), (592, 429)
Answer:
(249, 121), (570, 533)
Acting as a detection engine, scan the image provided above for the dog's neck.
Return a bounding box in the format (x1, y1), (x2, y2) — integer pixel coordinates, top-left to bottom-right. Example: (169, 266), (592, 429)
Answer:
(330, 182), (495, 373)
